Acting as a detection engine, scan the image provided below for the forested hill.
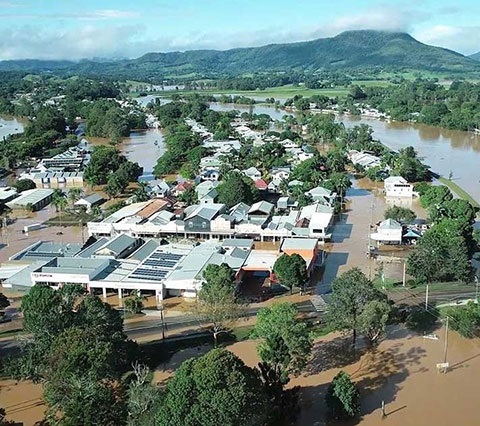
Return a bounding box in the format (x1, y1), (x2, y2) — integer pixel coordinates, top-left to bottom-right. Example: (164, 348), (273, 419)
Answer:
(470, 52), (480, 61)
(0, 30), (478, 80)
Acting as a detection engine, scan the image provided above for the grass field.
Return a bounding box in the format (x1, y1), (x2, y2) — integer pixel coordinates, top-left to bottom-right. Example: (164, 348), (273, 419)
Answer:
(438, 176), (480, 208)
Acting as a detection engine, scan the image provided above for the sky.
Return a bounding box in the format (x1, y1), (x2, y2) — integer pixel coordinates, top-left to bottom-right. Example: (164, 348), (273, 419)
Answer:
(0, 0), (479, 61)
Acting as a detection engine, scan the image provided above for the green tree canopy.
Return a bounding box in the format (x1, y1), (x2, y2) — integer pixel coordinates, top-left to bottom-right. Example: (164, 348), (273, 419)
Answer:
(195, 263), (243, 346)
(384, 205), (416, 223)
(156, 348), (267, 426)
(327, 268), (387, 347)
(273, 253), (308, 294)
(217, 171), (259, 208)
(325, 371), (360, 420)
(13, 178), (36, 193)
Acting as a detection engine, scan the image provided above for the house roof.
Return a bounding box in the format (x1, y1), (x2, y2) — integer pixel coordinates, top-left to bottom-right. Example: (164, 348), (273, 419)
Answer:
(248, 201), (274, 215)
(385, 176), (408, 184)
(281, 238), (318, 251)
(222, 239), (254, 249)
(76, 193), (104, 205)
(6, 188), (53, 207)
(244, 166), (261, 176)
(307, 186), (333, 198)
(254, 179), (268, 190)
(379, 219), (402, 230)
(137, 199), (170, 219)
(185, 204), (224, 221)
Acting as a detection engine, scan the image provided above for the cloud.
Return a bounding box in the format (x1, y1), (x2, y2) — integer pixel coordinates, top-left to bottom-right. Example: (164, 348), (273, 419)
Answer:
(413, 25), (480, 54)
(0, 5), (476, 60)
(0, 8), (139, 20)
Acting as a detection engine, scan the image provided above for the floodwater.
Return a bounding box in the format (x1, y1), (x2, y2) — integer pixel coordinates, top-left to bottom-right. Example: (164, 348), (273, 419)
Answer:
(318, 178), (425, 293)
(0, 115), (24, 140)
(209, 102), (480, 202)
(149, 325), (480, 426)
(0, 206), (84, 263)
(120, 129), (166, 180)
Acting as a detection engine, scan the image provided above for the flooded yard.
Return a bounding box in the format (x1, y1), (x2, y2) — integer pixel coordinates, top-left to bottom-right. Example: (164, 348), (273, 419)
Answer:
(318, 178), (426, 293)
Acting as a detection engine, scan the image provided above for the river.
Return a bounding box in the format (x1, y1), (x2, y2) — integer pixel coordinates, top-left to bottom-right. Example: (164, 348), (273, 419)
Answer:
(208, 102), (480, 202)
(0, 115), (24, 140)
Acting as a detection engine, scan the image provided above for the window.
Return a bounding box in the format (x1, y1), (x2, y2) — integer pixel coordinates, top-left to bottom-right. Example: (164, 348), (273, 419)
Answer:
(188, 221), (194, 228)
(201, 222), (207, 229)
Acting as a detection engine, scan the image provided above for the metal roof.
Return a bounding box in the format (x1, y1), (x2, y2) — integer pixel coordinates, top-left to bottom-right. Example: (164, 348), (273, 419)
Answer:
(96, 234), (137, 256)
(6, 188), (53, 207)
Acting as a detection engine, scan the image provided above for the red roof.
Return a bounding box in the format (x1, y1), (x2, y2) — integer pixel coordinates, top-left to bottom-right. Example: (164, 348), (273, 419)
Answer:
(175, 182), (193, 192)
(254, 179), (268, 190)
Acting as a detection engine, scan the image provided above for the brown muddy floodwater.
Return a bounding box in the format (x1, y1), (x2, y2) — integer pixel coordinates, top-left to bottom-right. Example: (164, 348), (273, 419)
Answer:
(317, 178), (425, 293)
(121, 129), (166, 181)
(149, 325), (480, 426)
(0, 115), (24, 140)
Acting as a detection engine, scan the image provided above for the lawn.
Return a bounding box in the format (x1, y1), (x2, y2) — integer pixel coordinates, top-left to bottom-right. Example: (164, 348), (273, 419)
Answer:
(438, 176), (480, 208)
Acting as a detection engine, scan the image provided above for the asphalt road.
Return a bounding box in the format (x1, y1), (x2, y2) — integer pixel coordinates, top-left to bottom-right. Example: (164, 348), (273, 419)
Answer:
(125, 300), (317, 340)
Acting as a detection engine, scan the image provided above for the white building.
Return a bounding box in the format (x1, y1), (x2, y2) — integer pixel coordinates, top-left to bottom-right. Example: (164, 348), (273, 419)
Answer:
(384, 176), (413, 198)
(370, 219), (403, 245)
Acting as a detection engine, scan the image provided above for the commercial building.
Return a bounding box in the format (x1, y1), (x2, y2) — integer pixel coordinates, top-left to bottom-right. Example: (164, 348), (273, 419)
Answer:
(6, 188), (53, 211)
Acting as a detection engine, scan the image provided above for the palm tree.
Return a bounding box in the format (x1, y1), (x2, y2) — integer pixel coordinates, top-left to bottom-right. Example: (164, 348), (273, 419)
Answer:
(56, 197), (68, 226)
(91, 205), (103, 220)
(68, 188), (83, 207)
(51, 189), (66, 213)
(133, 181), (149, 202)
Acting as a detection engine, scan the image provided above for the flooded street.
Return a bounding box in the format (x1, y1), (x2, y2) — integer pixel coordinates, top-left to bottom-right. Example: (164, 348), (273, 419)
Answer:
(149, 325), (480, 426)
(120, 129), (166, 180)
(318, 178), (425, 293)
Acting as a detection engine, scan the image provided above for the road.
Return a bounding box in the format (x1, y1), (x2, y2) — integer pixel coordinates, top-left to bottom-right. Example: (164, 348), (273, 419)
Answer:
(125, 300), (317, 340)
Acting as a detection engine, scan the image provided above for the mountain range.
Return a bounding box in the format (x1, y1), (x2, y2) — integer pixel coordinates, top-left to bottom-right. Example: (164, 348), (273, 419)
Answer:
(0, 30), (478, 80)
(470, 52), (480, 61)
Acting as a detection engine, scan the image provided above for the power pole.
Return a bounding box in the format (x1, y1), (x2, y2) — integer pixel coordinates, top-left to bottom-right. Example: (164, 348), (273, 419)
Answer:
(443, 316), (449, 364)
(402, 261), (406, 287)
(425, 284), (429, 311)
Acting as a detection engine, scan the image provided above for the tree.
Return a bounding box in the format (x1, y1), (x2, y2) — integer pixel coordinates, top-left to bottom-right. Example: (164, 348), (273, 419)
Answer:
(133, 181), (150, 202)
(68, 187), (83, 207)
(273, 253), (308, 294)
(156, 348), (267, 426)
(384, 205), (416, 223)
(127, 363), (162, 426)
(217, 171), (259, 208)
(105, 172), (128, 198)
(253, 303), (312, 387)
(178, 186), (197, 205)
(407, 219), (472, 284)
(327, 268), (386, 347)
(325, 371), (360, 420)
(252, 303), (312, 424)
(194, 263), (243, 346)
(0, 293), (10, 311)
(13, 178), (35, 193)
(358, 300), (391, 344)
(124, 291), (146, 314)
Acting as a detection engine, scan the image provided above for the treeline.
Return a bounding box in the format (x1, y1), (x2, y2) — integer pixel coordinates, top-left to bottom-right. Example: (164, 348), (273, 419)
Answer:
(360, 80), (480, 131)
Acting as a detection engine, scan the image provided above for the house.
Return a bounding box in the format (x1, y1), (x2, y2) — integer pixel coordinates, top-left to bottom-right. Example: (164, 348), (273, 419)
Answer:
(271, 167), (291, 180)
(288, 180), (304, 188)
(279, 138), (297, 149)
(243, 167), (262, 181)
(196, 181), (220, 199)
(229, 202), (250, 223)
(200, 156), (222, 170)
(370, 219), (403, 245)
(0, 187), (18, 205)
(199, 188), (218, 205)
(248, 201), (274, 218)
(147, 180), (171, 198)
(172, 181), (193, 197)
(254, 179), (268, 191)
(277, 196), (298, 210)
(32, 171), (84, 188)
(200, 169), (220, 182)
(6, 188), (53, 211)
(306, 186), (336, 205)
(349, 150), (382, 170)
(384, 176), (413, 198)
(184, 204), (226, 233)
(299, 203), (334, 240)
(74, 193), (105, 213)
